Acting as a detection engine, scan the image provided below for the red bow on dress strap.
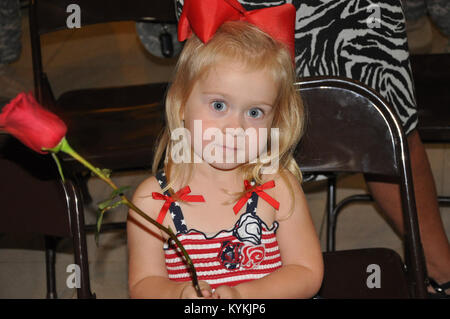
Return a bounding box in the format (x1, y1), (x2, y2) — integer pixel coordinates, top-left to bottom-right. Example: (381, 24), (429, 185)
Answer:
(178, 0), (296, 59)
(152, 186), (205, 224)
(233, 180), (280, 215)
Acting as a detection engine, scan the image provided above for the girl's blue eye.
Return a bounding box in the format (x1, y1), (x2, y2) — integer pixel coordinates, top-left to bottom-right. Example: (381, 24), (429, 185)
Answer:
(247, 108), (264, 119)
(211, 101), (227, 111)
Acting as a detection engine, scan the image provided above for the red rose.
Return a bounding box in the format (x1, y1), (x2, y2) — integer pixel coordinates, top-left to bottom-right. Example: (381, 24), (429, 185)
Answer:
(0, 92), (67, 154)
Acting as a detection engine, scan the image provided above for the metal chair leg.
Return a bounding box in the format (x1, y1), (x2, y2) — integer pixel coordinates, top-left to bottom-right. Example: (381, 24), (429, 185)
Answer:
(44, 235), (58, 299)
(326, 176), (337, 252)
(326, 173), (376, 253)
(437, 196), (450, 205)
(63, 180), (96, 299)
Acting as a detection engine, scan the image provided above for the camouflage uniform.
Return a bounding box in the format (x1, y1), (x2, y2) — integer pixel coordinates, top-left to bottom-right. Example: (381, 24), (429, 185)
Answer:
(403, 0), (450, 36)
(0, 0), (22, 65)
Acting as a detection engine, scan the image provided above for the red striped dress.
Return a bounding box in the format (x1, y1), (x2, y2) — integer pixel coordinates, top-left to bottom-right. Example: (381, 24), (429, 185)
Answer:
(155, 170), (282, 290)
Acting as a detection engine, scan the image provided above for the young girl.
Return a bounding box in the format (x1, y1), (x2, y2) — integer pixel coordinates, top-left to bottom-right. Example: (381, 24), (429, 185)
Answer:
(127, 2), (323, 299)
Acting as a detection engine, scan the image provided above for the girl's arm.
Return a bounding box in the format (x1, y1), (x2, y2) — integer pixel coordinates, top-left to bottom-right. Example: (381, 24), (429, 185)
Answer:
(127, 176), (212, 299)
(214, 171), (324, 299)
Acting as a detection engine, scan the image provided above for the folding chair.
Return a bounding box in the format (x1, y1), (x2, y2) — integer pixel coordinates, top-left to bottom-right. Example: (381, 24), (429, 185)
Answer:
(325, 53), (450, 253)
(296, 76), (428, 298)
(0, 136), (94, 298)
(1, 0), (175, 298)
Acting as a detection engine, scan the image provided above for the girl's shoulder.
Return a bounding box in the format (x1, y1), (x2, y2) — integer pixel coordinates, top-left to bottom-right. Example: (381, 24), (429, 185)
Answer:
(262, 169), (304, 220)
(133, 169), (171, 195)
(129, 173), (165, 221)
(133, 174), (161, 198)
(261, 168), (301, 193)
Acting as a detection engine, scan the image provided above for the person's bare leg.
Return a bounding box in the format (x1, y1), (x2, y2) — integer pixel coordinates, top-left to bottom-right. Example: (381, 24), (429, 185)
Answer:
(366, 130), (450, 291)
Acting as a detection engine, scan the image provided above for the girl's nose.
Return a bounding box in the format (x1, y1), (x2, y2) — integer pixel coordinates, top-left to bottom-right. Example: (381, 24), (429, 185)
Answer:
(221, 114), (247, 149)
(221, 111), (245, 132)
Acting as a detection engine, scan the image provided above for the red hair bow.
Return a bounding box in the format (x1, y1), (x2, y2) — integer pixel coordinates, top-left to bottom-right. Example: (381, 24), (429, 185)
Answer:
(233, 180), (280, 215)
(152, 186), (205, 224)
(178, 0), (296, 59)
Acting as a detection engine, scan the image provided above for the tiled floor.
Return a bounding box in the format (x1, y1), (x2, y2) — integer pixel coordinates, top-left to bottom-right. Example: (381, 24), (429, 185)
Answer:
(0, 8), (449, 298)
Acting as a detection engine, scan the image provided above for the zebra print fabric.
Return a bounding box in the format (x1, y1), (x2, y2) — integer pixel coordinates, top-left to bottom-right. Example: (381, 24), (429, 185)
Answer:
(175, 0), (418, 135)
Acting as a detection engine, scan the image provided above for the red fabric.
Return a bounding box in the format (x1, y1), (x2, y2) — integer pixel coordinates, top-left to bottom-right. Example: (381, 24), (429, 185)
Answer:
(152, 186), (205, 224)
(178, 0), (296, 59)
(0, 92), (67, 154)
(164, 228), (282, 289)
(233, 180), (280, 214)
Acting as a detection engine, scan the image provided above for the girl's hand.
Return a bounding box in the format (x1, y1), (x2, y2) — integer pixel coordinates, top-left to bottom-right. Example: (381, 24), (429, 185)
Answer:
(212, 285), (242, 299)
(180, 281), (214, 299)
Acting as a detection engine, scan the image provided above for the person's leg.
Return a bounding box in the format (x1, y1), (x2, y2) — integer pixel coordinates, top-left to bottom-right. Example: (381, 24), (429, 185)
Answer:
(366, 129), (450, 292)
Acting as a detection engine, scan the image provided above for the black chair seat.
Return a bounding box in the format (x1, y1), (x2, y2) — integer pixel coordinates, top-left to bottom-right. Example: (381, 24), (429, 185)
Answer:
(56, 83), (167, 172)
(297, 77), (428, 298)
(319, 248), (410, 298)
(411, 53), (450, 143)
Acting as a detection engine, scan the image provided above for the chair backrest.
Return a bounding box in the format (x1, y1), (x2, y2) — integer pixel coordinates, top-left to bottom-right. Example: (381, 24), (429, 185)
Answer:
(32, 0), (176, 35)
(29, 0), (177, 105)
(410, 53), (450, 143)
(296, 76), (427, 298)
(296, 77), (400, 176)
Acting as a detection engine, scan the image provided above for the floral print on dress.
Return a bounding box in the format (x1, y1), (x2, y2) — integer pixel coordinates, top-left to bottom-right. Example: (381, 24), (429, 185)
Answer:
(218, 241), (244, 270)
(233, 211), (263, 245)
(156, 170), (278, 273)
(240, 245), (265, 269)
(217, 211), (268, 270)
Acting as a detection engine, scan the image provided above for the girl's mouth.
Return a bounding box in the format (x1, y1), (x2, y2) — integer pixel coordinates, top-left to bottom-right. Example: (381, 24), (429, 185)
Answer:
(214, 143), (239, 151)
(223, 145), (238, 151)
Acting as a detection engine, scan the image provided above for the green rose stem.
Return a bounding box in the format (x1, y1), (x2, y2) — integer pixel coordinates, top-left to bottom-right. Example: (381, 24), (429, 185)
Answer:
(45, 137), (202, 297)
